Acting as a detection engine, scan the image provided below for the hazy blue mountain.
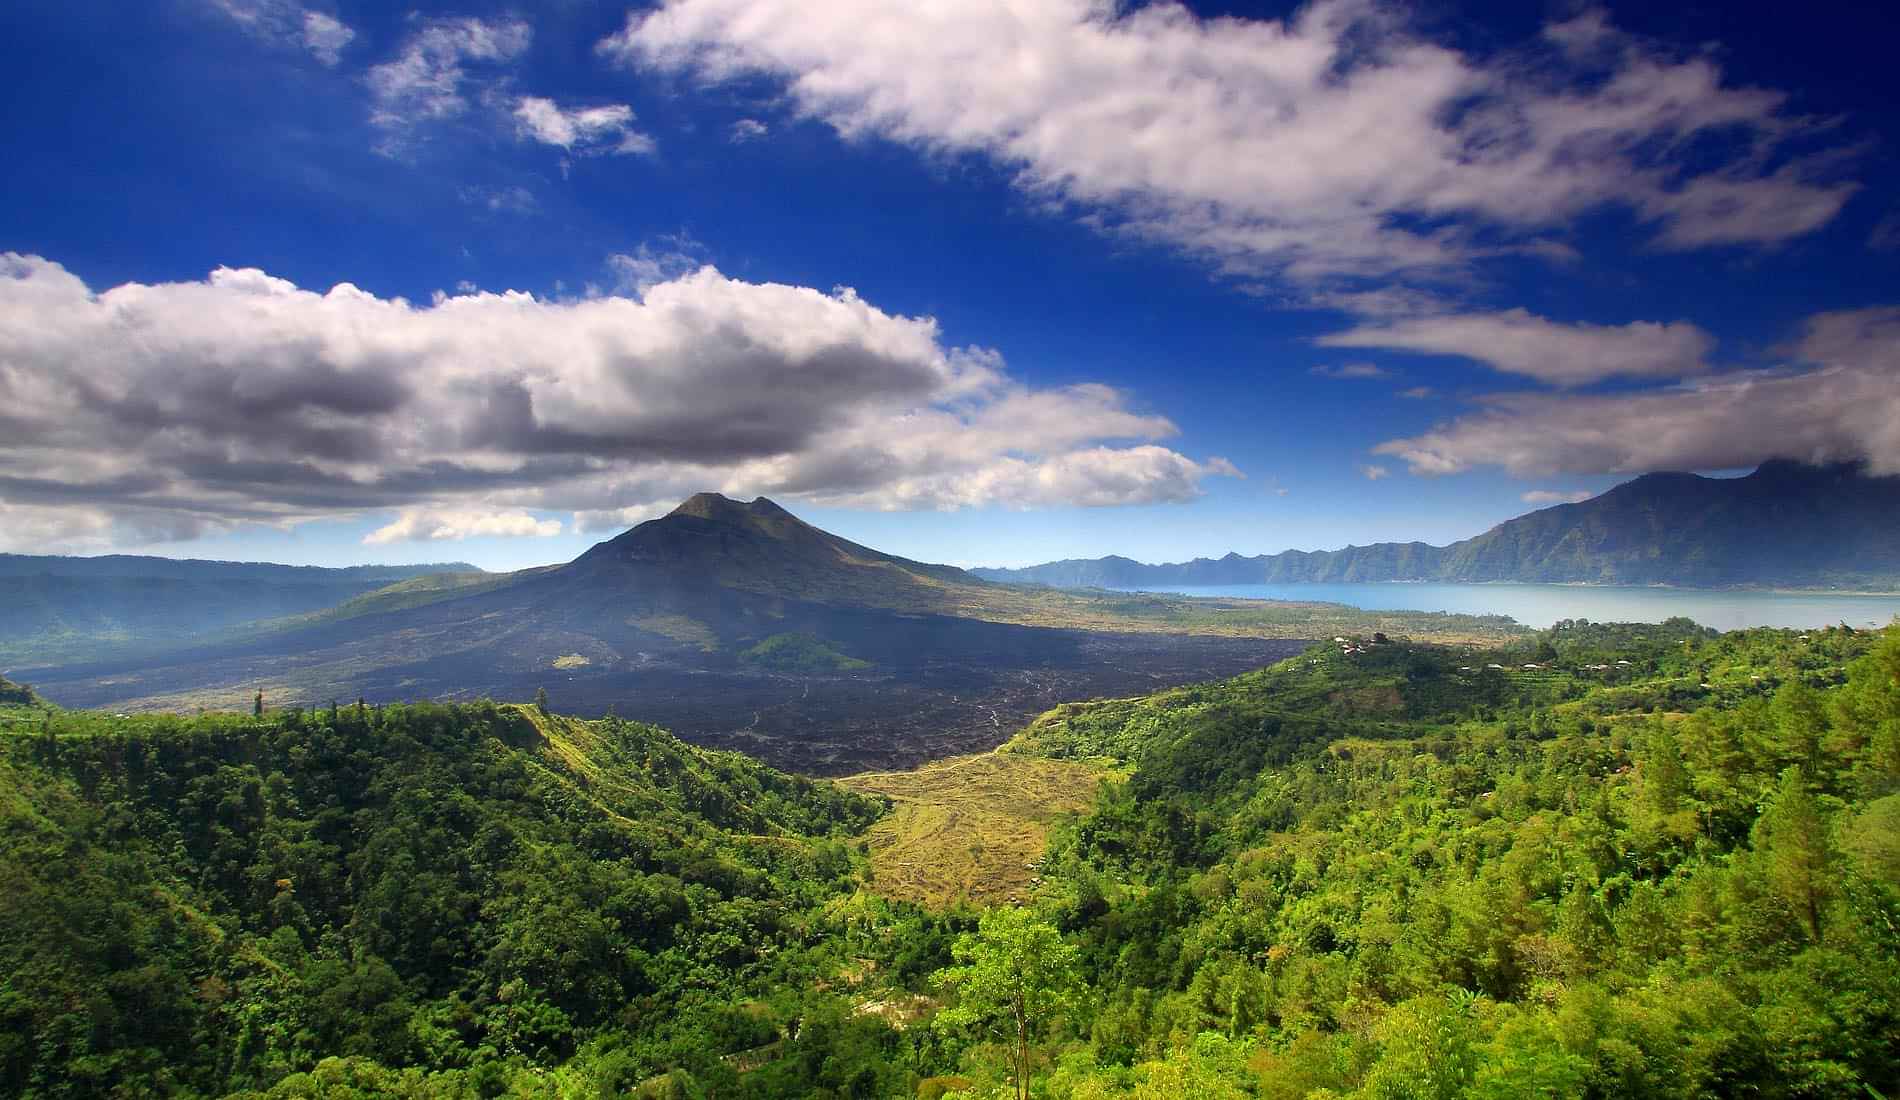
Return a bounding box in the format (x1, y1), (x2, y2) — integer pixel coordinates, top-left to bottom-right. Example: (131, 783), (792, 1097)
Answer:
(975, 461), (1900, 589)
(0, 553), (478, 582)
(0, 553), (482, 663)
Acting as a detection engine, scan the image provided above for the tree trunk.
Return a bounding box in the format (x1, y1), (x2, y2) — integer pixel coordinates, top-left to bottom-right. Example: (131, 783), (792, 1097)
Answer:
(1015, 994), (1028, 1100)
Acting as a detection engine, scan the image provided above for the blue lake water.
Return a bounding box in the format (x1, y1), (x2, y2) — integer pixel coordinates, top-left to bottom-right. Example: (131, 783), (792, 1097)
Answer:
(1116, 583), (1900, 631)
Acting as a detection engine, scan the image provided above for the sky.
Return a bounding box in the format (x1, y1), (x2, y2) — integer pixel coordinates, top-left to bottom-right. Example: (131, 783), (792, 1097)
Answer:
(1, 0), (1897, 571)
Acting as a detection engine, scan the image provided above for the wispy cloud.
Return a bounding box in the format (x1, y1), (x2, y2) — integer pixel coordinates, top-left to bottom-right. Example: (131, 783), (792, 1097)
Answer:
(460, 185), (537, 216)
(1358, 464), (1390, 481)
(366, 16), (531, 153)
(729, 118), (769, 143)
(1374, 306), (1900, 477)
(301, 11), (353, 66)
(1308, 362), (1390, 380)
(206, 0), (355, 66)
(606, 0), (1857, 288)
(1870, 212), (1900, 252)
(606, 238), (707, 295)
(1320, 309), (1713, 386)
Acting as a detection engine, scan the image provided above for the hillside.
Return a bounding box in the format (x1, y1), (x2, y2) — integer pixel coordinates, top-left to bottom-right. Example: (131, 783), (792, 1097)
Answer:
(16, 494), (1515, 772)
(5, 620), (1897, 1096)
(976, 460), (1900, 590)
(0, 554), (483, 665)
(0, 695), (919, 1097)
(967, 620), (1900, 1096)
(0, 672), (34, 706)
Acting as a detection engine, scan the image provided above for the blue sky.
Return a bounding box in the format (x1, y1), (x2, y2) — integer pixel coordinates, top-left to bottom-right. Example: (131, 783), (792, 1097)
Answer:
(2, 0), (1897, 570)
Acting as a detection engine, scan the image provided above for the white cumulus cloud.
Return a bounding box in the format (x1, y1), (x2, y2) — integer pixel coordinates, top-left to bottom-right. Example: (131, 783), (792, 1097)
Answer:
(0, 252), (1236, 552)
(1521, 489), (1595, 505)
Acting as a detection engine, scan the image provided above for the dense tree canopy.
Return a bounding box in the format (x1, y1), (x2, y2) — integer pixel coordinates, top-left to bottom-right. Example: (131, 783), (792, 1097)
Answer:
(2, 618), (1896, 1097)
(991, 621), (1900, 1098)
(0, 698), (941, 1097)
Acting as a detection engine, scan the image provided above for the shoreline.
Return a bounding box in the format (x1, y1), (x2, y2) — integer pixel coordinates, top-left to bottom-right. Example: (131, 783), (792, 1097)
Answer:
(1128, 580), (1900, 598)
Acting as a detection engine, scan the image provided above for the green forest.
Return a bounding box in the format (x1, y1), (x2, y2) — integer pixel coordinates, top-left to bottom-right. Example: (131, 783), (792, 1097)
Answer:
(1, 617), (1896, 1098)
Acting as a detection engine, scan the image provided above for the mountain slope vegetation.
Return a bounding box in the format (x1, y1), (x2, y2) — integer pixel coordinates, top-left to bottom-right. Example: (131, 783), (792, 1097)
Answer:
(2, 618), (1897, 1096)
(0, 695), (937, 1098)
(977, 461), (1900, 589)
(975, 619), (1900, 1097)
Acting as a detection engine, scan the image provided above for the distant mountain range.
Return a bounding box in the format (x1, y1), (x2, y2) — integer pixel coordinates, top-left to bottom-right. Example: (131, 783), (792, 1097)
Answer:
(0, 553), (479, 583)
(974, 461), (1900, 590)
(0, 553), (481, 664)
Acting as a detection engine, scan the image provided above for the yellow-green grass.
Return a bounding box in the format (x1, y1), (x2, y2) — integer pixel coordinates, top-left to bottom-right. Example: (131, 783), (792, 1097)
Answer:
(840, 751), (1109, 908)
(627, 613), (720, 651)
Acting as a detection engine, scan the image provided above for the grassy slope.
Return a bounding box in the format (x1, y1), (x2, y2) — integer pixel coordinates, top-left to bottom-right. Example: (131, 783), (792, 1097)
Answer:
(840, 751), (1110, 908)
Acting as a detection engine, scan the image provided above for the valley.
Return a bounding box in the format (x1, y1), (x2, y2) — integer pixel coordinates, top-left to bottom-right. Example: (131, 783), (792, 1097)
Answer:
(8, 493), (1511, 772)
(15, 613), (1307, 773)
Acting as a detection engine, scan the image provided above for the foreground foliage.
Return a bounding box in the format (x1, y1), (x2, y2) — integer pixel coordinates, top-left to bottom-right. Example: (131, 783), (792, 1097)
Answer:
(2, 616), (1896, 1097)
(996, 619), (1900, 1098)
(0, 699), (954, 1098)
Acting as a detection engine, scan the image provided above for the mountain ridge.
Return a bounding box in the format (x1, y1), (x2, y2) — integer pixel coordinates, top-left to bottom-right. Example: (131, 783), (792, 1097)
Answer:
(974, 460), (1900, 590)
(0, 554), (488, 665)
(0, 552), (480, 580)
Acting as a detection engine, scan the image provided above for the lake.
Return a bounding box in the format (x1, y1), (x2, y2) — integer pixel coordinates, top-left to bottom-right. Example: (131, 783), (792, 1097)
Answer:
(1117, 582), (1900, 631)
